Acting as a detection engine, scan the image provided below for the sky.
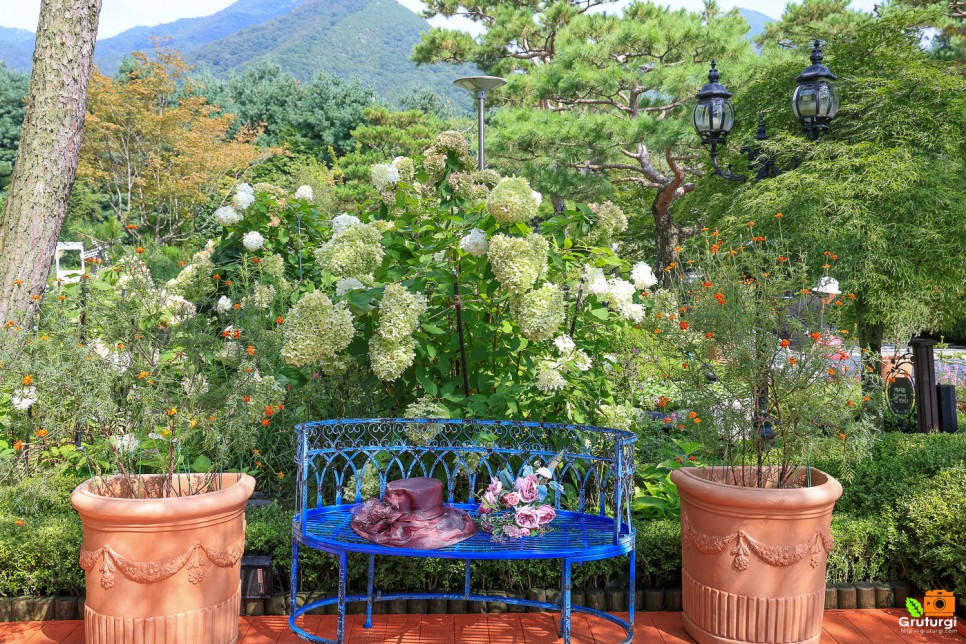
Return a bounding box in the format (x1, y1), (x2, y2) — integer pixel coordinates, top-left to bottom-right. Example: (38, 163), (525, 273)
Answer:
(6, 0), (878, 39)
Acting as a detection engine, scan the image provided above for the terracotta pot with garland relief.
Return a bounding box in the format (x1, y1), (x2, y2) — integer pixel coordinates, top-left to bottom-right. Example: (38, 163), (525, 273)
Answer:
(670, 466), (842, 644)
(71, 473), (255, 644)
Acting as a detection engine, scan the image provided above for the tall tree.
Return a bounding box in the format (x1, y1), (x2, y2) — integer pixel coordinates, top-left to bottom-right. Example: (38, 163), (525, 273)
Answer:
(0, 64), (29, 189)
(0, 0), (101, 322)
(413, 0), (753, 271)
(686, 5), (966, 393)
(78, 46), (269, 239)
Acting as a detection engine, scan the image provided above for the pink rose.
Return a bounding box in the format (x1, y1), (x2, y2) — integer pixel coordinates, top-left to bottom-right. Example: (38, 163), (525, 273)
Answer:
(519, 528), (530, 537)
(502, 492), (520, 507)
(503, 525), (522, 538)
(515, 506), (540, 530)
(536, 504), (556, 525)
(482, 490), (498, 506)
(487, 479), (503, 495)
(514, 474), (539, 503)
(477, 503), (492, 515)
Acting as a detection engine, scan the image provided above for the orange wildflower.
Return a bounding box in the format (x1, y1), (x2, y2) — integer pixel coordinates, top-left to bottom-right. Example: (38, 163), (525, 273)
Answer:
(689, 411), (698, 419)
(246, 345), (256, 356)
(243, 395), (251, 403)
(839, 432), (847, 441)
(774, 213), (783, 218)
(252, 258), (261, 264)
(35, 429), (48, 438)
(167, 407), (177, 416)
(276, 316), (284, 325)
(788, 357), (798, 365)
(22, 374), (33, 386)
(705, 332), (714, 339)
(13, 440), (23, 450)
(261, 419), (270, 427)
(680, 321), (689, 330)
(694, 418), (702, 423)
(656, 396), (670, 408)
(780, 339), (790, 348)
(827, 368), (836, 376)
(689, 455), (698, 461)
(264, 406), (274, 416)
(277, 472), (285, 479)
(126, 224), (137, 230)
(233, 303), (242, 310)
(135, 247), (145, 254)
(233, 330), (241, 339)
(810, 332), (822, 340)
(653, 328), (662, 334)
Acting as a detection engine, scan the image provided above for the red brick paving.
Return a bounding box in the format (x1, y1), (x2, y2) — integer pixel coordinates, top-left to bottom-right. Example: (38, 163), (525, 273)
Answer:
(1, 610), (963, 642)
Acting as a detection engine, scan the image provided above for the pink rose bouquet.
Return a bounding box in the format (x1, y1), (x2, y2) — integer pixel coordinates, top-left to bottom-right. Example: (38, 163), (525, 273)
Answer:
(475, 456), (564, 539)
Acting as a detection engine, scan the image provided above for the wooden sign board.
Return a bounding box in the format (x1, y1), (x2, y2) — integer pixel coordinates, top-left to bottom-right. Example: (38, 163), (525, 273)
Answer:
(887, 378), (915, 415)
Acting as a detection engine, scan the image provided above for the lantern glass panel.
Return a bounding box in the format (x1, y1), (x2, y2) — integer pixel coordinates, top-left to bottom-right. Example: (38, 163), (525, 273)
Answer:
(693, 98), (734, 135)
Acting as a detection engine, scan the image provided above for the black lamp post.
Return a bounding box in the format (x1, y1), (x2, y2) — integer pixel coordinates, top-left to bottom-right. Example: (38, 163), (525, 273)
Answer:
(694, 41), (839, 182)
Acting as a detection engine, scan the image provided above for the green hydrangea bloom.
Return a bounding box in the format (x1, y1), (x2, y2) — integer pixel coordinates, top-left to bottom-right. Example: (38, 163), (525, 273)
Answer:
(585, 201), (628, 245)
(486, 177), (541, 225)
(376, 283), (427, 343)
(488, 233), (549, 294)
(282, 291), (354, 367)
(315, 221), (385, 279)
(368, 334), (416, 381)
(510, 283), (565, 342)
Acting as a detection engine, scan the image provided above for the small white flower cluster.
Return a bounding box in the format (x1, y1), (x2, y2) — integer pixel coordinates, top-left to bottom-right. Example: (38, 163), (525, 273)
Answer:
(488, 233), (548, 294)
(335, 277), (366, 297)
(371, 163), (401, 192)
(242, 284), (276, 309)
(599, 403), (641, 431)
(534, 335), (593, 393)
(214, 205), (243, 227)
(582, 264), (645, 323)
(510, 283), (565, 343)
(459, 228), (489, 257)
(315, 218), (385, 280)
(112, 433), (140, 453)
(11, 387), (37, 411)
(233, 183), (255, 211)
(582, 264), (609, 297)
(165, 249), (216, 300)
(448, 172), (490, 201)
(294, 184), (314, 202)
(259, 254), (286, 280)
(215, 341), (242, 365)
(242, 231), (265, 251)
(282, 291), (354, 367)
(369, 284), (426, 381)
(216, 295), (233, 313)
(631, 261), (658, 289)
(486, 177), (542, 225)
(585, 201), (628, 245)
(162, 294), (197, 325)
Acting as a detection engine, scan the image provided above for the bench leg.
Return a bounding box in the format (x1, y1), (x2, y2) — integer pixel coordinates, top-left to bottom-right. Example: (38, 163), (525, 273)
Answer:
(464, 559), (471, 597)
(365, 554), (375, 629)
(628, 549), (636, 636)
(290, 536), (299, 622)
(337, 551), (348, 643)
(561, 558), (572, 644)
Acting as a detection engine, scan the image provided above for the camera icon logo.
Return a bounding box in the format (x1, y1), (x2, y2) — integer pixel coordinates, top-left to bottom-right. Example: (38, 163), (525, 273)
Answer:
(924, 590), (955, 617)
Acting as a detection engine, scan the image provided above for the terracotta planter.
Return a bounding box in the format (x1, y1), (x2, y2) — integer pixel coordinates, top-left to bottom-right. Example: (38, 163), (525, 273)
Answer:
(71, 473), (255, 644)
(670, 467), (842, 644)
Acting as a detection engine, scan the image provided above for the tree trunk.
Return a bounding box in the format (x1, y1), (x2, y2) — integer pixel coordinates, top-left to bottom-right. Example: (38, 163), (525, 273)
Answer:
(652, 191), (680, 278)
(0, 0), (102, 322)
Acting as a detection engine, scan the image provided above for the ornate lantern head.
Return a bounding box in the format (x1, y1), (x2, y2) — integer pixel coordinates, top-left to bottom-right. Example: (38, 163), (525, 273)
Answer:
(692, 61), (736, 149)
(792, 41), (839, 140)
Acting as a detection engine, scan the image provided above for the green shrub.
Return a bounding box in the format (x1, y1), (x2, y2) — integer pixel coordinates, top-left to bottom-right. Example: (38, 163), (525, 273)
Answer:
(836, 432), (966, 515)
(895, 465), (966, 598)
(826, 513), (898, 584)
(0, 476), (86, 596)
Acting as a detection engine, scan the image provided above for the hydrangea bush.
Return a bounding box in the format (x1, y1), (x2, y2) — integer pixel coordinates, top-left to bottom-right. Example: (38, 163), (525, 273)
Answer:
(276, 130), (657, 423)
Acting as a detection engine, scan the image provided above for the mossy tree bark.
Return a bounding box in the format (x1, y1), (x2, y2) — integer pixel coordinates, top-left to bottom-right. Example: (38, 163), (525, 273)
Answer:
(0, 0), (101, 322)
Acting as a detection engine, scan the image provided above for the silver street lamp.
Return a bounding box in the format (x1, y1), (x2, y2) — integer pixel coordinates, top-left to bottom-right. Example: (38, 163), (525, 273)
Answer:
(454, 76), (507, 171)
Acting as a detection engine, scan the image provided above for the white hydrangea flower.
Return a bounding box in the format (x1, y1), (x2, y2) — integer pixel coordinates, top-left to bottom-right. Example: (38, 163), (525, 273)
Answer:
(331, 213), (361, 237)
(599, 403), (640, 431)
(12, 387), (36, 411)
(260, 254), (285, 279)
(604, 278), (636, 309)
(282, 291), (355, 367)
(369, 334), (416, 381)
(631, 261), (658, 289)
(214, 205), (242, 227)
(583, 264), (609, 297)
(204, 239), (216, 253)
(242, 231), (265, 251)
(315, 222), (384, 279)
(535, 361), (567, 393)
(376, 284), (427, 343)
(511, 284), (565, 343)
(487, 233), (549, 294)
(585, 201), (628, 245)
(571, 349), (592, 372)
(233, 190), (255, 211)
(162, 294), (197, 325)
(620, 302), (645, 323)
(236, 182), (254, 195)
(459, 228), (489, 257)
(216, 341), (242, 365)
(486, 177), (541, 225)
(216, 296), (233, 313)
(554, 335), (576, 355)
(371, 163), (401, 192)
(335, 277), (365, 296)
(112, 433), (139, 453)
(371, 219), (396, 233)
(242, 284), (276, 309)
(532, 190), (543, 206)
(294, 185), (314, 202)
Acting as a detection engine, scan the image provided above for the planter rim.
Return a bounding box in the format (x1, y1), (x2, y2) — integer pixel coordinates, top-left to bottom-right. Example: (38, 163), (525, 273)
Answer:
(670, 466), (842, 511)
(71, 472), (255, 524)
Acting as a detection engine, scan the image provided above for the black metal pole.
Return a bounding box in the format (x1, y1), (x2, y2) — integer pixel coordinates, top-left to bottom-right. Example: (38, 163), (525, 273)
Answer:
(909, 336), (939, 432)
(454, 265), (470, 397)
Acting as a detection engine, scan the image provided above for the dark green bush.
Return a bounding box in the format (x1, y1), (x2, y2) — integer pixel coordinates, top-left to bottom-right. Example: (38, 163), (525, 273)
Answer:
(894, 465), (966, 598)
(826, 513), (898, 584)
(0, 476), (86, 596)
(836, 432), (966, 515)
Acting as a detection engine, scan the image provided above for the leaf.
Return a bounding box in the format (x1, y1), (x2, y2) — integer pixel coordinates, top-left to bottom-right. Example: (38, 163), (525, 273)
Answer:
(191, 455), (213, 472)
(906, 597), (923, 618)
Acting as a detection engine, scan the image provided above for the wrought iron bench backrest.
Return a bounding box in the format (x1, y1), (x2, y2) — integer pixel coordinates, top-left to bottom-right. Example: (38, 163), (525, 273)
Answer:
(295, 418), (636, 538)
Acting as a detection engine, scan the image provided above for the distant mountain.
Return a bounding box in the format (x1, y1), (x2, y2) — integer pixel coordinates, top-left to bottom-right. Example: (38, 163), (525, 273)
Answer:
(187, 0), (476, 104)
(93, 0), (304, 74)
(740, 9), (774, 43)
(0, 27), (35, 71)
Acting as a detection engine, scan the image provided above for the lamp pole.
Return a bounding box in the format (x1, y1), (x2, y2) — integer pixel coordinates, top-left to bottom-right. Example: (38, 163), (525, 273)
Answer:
(454, 76), (507, 171)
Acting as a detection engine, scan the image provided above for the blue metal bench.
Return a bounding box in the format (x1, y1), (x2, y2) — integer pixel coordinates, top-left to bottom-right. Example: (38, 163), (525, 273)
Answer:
(290, 418), (637, 643)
